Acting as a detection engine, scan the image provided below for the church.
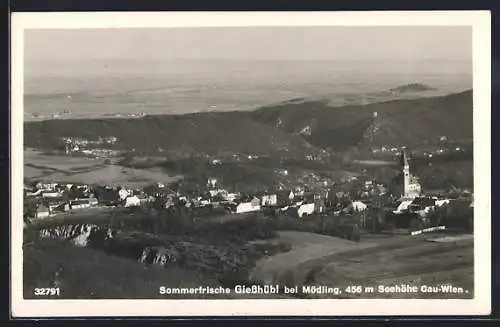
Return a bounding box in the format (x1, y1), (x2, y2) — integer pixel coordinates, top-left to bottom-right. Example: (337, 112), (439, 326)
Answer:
(390, 149), (422, 199)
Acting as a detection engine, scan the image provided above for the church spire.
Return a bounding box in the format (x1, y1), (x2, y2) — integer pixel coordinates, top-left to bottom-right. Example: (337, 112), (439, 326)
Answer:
(403, 148), (409, 167)
(400, 148), (409, 167)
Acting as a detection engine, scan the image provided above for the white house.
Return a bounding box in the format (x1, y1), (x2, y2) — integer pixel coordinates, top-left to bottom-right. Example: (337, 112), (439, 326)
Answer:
(42, 191), (63, 198)
(393, 199), (414, 214)
(236, 198), (261, 214)
(37, 182), (58, 190)
(209, 189), (228, 198)
(200, 199), (211, 206)
(207, 178), (218, 188)
(297, 203), (315, 218)
(26, 189), (42, 197)
(118, 189), (129, 200)
(211, 159), (222, 165)
(350, 201), (368, 212)
(35, 205), (50, 219)
(261, 194), (278, 206)
(125, 196), (141, 207)
(294, 187), (305, 197)
(435, 199), (451, 207)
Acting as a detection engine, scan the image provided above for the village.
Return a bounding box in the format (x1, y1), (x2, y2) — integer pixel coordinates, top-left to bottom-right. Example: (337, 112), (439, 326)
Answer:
(24, 147), (474, 236)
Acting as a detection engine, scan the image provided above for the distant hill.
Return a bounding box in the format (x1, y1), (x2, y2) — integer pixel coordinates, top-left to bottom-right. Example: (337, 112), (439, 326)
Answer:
(23, 111), (314, 157)
(389, 83), (436, 93)
(251, 89), (472, 150)
(24, 89), (472, 155)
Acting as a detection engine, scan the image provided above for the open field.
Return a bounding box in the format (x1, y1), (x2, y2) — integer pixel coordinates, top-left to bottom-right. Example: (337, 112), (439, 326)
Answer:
(24, 149), (182, 187)
(246, 229), (473, 299)
(30, 165), (183, 188)
(250, 231), (377, 285)
(292, 232), (473, 299)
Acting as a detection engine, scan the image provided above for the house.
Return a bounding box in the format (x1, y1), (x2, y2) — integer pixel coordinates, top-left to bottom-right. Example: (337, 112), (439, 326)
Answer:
(261, 194), (278, 206)
(207, 178), (218, 189)
(224, 193), (239, 202)
(392, 199), (414, 214)
(199, 198), (211, 206)
(26, 189), (42, 197)
(48, 202), (67, 213)
(36, 182), (58, 190)
(293, 187), (305, 197)
(42, 191), (63, 198)
(209, 189), (228, 198)
(313, 192), (325, 201)
(409, 197), (435, 213)
(35, 205), (50, 219)
(118, 188), (129, 200)
(137, 194), (151, 205)
(349, 200), (368, 212)
(164, 197), (176, 209)
(125, 196), (141, 207)
(88, 197), (99, 207)
(297, 203), (315, 218)
(70, 199), (91, 210)
(236, 197), (261, 214)
(435, 199), (451, 207)
(24, 184), (38, 197)
(77, 184), (90, 193)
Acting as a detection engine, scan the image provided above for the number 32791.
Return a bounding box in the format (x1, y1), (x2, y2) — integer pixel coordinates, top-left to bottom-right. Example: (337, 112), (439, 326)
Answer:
(33, 288), (60, 296)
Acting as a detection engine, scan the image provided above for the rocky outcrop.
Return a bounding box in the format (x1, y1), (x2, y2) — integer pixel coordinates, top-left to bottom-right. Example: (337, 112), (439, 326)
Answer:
(37, 224), (115, 247)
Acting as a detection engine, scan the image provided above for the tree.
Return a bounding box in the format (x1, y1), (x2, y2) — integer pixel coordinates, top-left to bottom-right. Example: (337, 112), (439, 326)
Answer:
(68, 185), (85, 200)
(23, 199), (38, 219)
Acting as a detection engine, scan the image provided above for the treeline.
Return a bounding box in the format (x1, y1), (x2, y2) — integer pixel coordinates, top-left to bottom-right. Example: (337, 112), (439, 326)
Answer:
(23, 112), (311, 156)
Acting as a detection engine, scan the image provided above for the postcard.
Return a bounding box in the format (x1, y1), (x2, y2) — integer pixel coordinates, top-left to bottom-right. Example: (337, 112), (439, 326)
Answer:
(10, 11), (491, 317)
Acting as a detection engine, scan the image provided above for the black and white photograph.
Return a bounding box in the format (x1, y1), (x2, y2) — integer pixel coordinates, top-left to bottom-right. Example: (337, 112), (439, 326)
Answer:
(11, 11), (491, 317)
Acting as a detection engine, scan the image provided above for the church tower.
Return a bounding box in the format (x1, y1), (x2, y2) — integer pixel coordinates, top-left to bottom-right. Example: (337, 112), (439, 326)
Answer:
(402, 149), (410, 197)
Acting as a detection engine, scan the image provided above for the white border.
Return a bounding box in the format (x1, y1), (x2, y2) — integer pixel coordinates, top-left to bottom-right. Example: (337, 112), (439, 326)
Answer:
(11, 11), (491, 317)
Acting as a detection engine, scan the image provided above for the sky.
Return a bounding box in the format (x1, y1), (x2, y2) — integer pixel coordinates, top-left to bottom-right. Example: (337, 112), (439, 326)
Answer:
(25, 26), (472, 62)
